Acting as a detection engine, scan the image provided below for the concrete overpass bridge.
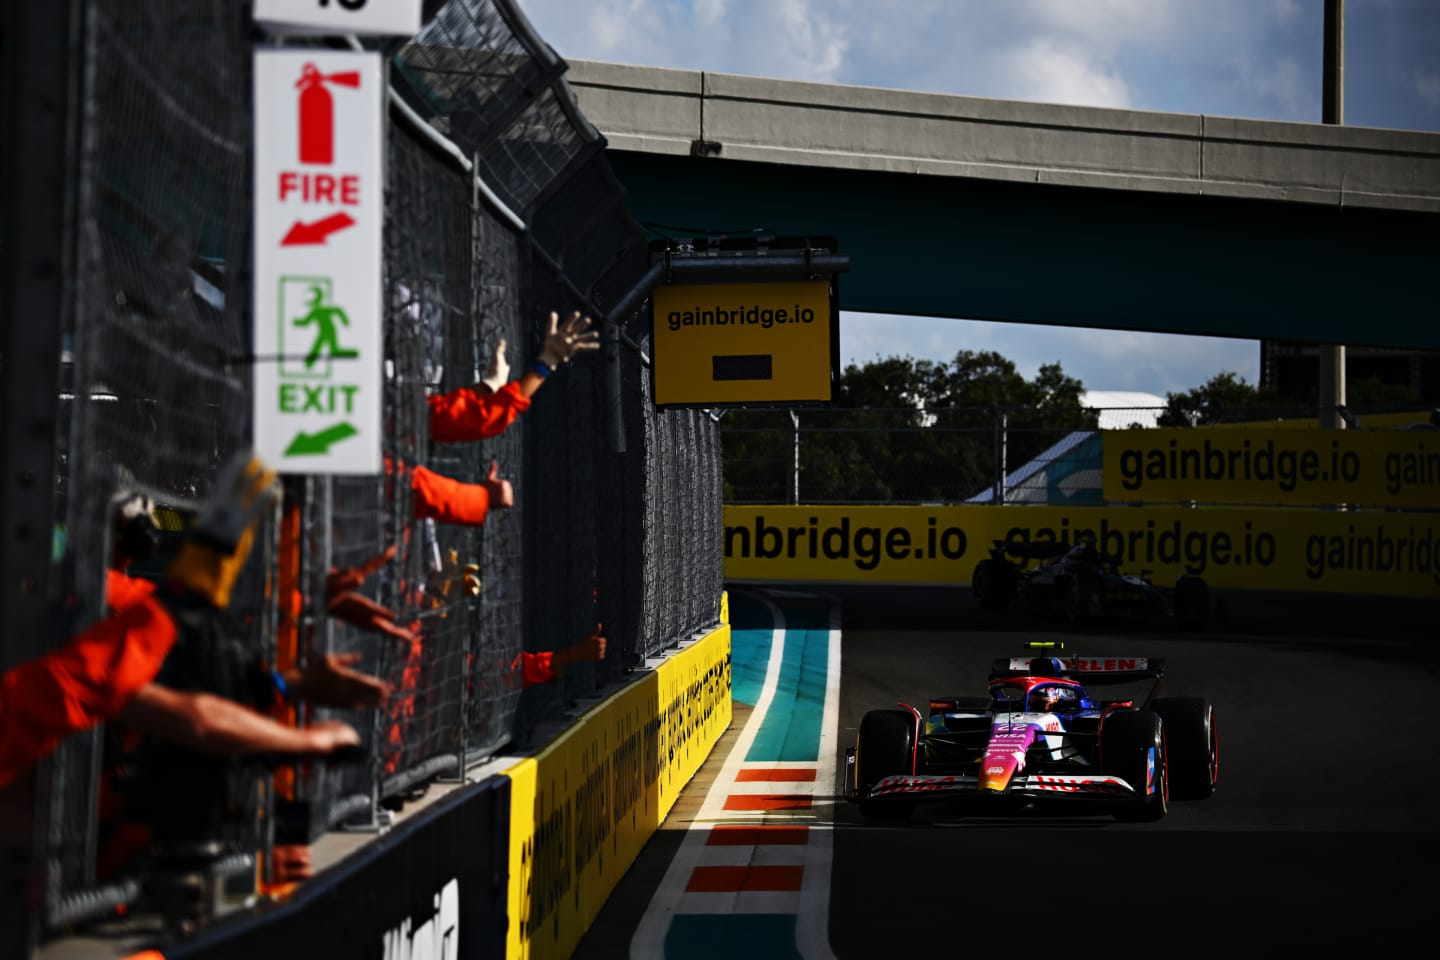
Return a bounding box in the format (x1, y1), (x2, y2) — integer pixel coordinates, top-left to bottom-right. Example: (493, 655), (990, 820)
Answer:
(564, 60), (1440, 350)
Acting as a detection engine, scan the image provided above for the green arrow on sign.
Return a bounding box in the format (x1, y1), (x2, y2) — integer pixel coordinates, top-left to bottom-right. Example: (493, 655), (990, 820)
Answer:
(284, 421), (359, 456)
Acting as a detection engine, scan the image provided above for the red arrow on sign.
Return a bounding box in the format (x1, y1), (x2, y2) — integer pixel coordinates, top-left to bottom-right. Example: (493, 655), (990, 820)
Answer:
(281, 212), (356, 246)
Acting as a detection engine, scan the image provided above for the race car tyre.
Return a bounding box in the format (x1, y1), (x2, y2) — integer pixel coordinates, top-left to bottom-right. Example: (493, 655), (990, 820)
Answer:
(1149, 697), (1218, 800)
(972, 559), (1015, 610)
(1100, 710), (1168, 822)
(1173, 576), (1210, 632)
(856, 709), (917, 821)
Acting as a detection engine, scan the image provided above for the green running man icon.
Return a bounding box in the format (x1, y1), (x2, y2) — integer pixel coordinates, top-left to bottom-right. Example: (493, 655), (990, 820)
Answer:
(294, 285), (359, 370)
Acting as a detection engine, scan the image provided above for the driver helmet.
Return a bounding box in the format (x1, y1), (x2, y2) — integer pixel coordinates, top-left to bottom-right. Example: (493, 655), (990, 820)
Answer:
(1031, 685), (1076, 712)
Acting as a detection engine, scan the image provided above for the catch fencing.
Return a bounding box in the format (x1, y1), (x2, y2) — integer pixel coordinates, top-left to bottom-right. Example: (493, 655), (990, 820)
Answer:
(5, 0), (721, 943)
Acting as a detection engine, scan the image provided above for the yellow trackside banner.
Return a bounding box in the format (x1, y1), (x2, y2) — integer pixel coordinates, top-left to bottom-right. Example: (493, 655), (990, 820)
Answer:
(722, 505), (1440, 598)
(505, 616), (731, 960)
(650, 279), (834, 406)
(1103, 428), (1440, 509)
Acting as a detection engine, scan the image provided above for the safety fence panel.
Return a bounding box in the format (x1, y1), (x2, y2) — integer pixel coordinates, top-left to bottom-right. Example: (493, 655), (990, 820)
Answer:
(13, 0), (725, 949)
(49, 0), (263, 930)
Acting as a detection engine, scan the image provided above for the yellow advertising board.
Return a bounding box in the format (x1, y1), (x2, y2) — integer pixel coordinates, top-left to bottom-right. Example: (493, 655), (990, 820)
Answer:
(1102, 428), (1440, 508)
(650, 278), (836, 406)
(723, 504), (1440, 598)
(505, 620), (732, 960)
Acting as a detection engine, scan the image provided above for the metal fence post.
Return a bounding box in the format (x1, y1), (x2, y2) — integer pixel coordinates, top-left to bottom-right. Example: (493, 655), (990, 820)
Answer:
(790, 409), (800, 505)
(1, 0), (80, 952)
(992, 408), (1008, 504)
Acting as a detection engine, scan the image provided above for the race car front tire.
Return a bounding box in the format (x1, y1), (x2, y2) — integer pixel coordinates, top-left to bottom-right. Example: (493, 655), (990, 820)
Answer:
(856, 709), (917, 821)
(1101, 710), (1168, 822)
(1150, 697), (1218, 800)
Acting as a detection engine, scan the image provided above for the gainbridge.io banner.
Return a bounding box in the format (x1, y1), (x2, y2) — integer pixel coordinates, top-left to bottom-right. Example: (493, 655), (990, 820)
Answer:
(722, 504), (1440, 599)
(1103, 428), (1440, 509)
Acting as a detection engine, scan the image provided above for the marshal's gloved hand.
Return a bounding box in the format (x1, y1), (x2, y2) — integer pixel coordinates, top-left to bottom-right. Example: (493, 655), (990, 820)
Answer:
(538, 310), (600, 371)
(164, 451), (280, 609)
(480, 338), (510, 394)
(325, 544), (422, 644)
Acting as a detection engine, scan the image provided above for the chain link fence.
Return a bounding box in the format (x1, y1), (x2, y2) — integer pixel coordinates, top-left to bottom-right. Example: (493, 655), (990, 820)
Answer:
(10, 0), (722, 941)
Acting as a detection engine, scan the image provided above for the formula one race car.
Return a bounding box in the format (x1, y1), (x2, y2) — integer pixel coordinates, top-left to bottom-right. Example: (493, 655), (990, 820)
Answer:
(970, 536), (1210, 630)
(843, 645), (1218, 822)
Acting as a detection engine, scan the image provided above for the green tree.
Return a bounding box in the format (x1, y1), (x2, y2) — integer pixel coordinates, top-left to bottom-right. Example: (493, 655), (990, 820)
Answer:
(720, 350), (1094, 503)
(1157, 371), (1278, 427)
(1347, 376), (1420, 409)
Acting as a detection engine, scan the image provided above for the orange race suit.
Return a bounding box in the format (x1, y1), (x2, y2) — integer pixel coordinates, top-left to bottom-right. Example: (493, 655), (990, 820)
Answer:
(427, 379), (530, 444)
(0, 593), (177, 791)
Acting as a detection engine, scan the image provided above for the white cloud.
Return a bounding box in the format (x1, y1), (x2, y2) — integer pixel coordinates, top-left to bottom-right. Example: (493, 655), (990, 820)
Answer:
(1234, 55), (1311, 119)
(1004, 37), (1132, 108)
(1018, 0), (1180, 46)
(1418, 71), (1440, 107)
(840, 313), (1258, 396)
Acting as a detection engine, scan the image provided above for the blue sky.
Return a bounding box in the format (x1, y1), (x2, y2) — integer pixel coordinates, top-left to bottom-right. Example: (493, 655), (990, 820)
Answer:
(518, 0), (1440, 397)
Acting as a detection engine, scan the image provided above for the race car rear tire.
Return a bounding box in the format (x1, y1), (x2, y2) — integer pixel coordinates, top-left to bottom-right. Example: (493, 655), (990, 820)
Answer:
(1173, 576), (1210, 631)
(972, 559), (1015, 610)
(1101, 710), (1168, 822)
(856, 709), (917, 821)
(1150, 697), (1218, 800)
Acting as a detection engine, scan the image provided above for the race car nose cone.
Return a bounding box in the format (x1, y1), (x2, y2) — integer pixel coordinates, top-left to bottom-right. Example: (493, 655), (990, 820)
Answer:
(979, 757), (1017, 792)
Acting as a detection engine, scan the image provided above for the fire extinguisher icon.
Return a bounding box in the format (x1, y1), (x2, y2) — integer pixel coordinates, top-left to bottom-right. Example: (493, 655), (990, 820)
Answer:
(296, 63), (361, 165)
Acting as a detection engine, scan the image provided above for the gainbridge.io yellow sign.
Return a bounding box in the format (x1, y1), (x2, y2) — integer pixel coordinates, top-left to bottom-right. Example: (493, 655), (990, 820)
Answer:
(1103, 428), (1440, 509)
(650, 278), (836, 407)
(723, 504), (1440, 599)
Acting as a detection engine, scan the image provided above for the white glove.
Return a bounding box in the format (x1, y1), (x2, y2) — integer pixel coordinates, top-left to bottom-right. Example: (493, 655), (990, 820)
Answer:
(538, 311), (600, 370)
(480, 339), (509, 393)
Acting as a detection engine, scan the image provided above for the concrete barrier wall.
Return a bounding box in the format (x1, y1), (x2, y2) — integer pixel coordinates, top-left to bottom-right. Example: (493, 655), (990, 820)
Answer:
(501, 610), (732, 960)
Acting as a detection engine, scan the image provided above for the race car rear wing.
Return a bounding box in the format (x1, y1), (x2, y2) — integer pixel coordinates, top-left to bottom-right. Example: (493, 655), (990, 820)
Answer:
(988, 655), (1165, 686)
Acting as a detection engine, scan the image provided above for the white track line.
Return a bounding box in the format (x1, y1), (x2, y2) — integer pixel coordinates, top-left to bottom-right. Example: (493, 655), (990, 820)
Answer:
(795, 600), (841, 960)
(629, 598), (790, 959)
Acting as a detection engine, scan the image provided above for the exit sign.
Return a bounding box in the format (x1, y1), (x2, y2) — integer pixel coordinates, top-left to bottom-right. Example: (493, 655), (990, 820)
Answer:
(253, 49), (383, 474)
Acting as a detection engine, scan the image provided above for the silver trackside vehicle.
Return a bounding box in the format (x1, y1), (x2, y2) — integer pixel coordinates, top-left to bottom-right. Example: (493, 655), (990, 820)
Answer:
(843, 646), (1218, 822)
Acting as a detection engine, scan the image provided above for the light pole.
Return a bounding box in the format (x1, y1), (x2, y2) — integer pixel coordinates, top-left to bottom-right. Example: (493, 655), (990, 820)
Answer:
(1319, 0), (1347, 429)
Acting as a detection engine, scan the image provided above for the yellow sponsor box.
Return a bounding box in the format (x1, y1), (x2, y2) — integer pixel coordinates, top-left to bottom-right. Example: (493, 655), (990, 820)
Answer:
(1102, 428), (1440, 509)
(723, 504), (1440, 598)
(651, 279), (835, 407)
(505, 622), (732, 960)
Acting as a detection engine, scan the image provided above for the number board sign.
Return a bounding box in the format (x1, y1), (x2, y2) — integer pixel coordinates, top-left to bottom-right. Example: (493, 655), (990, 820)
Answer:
(253, 0), (423, 37)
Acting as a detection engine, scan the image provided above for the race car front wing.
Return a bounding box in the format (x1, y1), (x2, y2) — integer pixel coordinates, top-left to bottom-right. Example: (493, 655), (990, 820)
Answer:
(845, 764), (1136, 803)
